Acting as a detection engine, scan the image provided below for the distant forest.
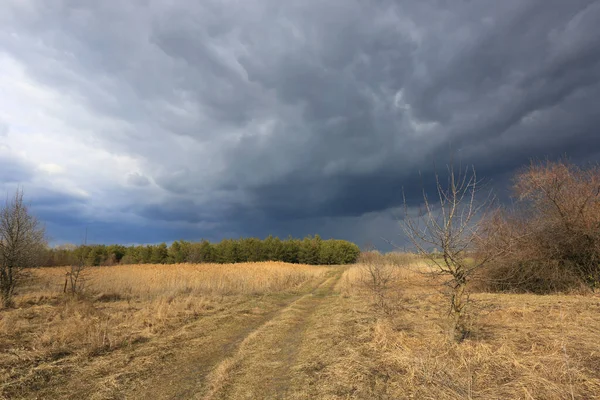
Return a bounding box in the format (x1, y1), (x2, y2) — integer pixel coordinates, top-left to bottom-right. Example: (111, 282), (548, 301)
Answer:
(42, 235), (361, 266)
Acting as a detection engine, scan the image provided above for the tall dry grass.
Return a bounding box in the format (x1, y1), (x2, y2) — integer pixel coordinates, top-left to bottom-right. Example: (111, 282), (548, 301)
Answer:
(327, 261), (600, 399)
(32, 262), (326, 299)
(0, 262), (327, 397)
(337, 254), (434, 301)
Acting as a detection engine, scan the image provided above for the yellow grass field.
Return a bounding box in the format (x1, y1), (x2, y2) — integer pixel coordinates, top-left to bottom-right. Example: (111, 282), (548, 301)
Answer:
(330, 264), (600, 399)
(0, 262), (328, 399)
(1, 260), (600, 399)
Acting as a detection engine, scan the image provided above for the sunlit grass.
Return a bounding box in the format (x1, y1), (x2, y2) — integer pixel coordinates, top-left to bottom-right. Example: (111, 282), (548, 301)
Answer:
(0, 262), (328, 398)
(32, 262), (327, 299)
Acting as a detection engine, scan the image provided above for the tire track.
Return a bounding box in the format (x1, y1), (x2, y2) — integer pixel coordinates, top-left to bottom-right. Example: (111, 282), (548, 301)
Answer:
(201, 267), (346, 400)
(125, 269), (340, 400)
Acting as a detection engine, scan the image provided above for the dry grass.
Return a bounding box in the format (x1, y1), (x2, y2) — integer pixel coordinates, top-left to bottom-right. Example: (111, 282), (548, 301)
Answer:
(202, 270), (345, 400)
(2, 259), (600, 399)
(0, 262), (327, 399)
(31, 261), (326, 298)
(310, 263), (600, 399)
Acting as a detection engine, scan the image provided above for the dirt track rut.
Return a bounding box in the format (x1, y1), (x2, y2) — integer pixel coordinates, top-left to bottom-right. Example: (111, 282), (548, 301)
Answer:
(201, 268), (345, 400)
(127, 267), (346, 400)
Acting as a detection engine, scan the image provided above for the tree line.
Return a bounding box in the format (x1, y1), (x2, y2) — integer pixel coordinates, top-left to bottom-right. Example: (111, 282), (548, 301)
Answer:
(42, 235), (361, 267)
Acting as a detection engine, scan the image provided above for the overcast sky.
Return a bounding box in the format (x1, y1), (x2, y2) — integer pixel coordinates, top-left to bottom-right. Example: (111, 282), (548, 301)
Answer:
(1, 0), (599, 249)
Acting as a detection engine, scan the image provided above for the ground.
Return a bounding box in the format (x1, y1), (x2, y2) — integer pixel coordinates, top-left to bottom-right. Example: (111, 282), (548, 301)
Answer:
(1, 261), (600, 399)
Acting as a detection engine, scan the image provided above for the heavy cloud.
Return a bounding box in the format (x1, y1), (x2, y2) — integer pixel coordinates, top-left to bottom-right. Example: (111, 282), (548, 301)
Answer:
(0, 0), (599, 247)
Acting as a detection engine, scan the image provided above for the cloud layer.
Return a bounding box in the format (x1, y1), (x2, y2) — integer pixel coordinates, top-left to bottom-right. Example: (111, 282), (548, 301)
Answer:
(1, 0), (599, 248)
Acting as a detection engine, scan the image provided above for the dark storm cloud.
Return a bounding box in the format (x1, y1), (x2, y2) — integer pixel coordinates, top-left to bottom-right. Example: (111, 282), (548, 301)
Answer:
(1, 0), (600, 246)
(29, 190), (89, 226)
(46, 219), (210, 246)
(29, 190), (87, 208)
(135, 200), (213, 224)
(232, 0), (600, 225)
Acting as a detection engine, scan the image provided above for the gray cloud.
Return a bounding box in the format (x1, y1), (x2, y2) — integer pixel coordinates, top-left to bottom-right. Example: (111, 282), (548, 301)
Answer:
(127, 172), (150, 187)
(0, 145), (34, 183)
(1, 0), (599, 247)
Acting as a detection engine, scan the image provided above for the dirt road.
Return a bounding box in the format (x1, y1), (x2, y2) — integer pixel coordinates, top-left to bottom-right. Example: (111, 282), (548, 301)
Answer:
(123, 266), (349, 400)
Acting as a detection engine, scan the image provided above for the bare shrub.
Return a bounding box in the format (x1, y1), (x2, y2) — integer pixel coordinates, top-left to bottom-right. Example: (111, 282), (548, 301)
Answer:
(64, 248), (87, 296)
(479, 160), (600, 293)
(359, 259), (401, 315)
(357, 251), (424, 315)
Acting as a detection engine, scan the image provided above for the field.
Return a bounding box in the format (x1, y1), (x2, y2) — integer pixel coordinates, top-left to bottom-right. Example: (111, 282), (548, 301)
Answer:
(1, 261), (600, 399)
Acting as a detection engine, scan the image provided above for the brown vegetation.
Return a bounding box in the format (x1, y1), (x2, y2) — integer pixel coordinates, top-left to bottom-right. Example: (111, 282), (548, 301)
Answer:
(1, 258), (599, 399)
(0, 262), (327, 399)
(2, 159), (600, 398)
(320, 261), (600, 399)
(479, 160), (600, 293)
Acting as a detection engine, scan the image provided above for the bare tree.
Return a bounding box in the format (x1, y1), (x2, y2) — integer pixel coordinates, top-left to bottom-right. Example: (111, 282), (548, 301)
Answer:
(483, 159), (600, 293)
(402, 164), (498, 341)
(0, 189), (46, 308)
